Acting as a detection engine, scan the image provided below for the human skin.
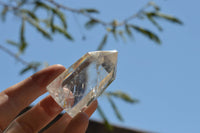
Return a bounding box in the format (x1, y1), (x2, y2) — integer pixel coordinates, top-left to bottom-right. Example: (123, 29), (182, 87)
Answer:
(0, 65), (98, 133)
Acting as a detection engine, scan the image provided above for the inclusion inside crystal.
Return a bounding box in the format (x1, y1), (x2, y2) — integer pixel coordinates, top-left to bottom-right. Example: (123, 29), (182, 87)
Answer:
(47, 50), (118, 117)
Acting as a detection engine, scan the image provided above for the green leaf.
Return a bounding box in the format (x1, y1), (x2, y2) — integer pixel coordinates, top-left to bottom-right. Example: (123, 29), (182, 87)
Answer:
(34, 1), (51, 11)
(118, 31), (126, 42)
(53, 25), (73, 40)
(27, 19), (52, 40)
(149, 12), (183, 25)
(85, 19), (99, 29)
(146, 12), (163, 31)
(125, 24), (133, 37)
(17, 0), (27, 7)
(19, 19), (27, 53)
(52, 8), (67, 29)
(97, 106), (113, 131)
(97, 34), (108, 50)
(20, 65), (32, 75)
(20, 9), (38, 21)
(50, 14), (55, 32)
(7, 40), (19, 47)
(107, 96), (123, 121)
(80, 9), (99, 13)
(129, 24), (161, 44)
(148, 1), (160, 11)
(20, 62), (41, 75)
(107, 91), (139, 103)
(111, 27), (118, 41)
(1, 6), (8, 21)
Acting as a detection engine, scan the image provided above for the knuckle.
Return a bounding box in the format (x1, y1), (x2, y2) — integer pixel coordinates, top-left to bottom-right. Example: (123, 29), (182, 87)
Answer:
(38, 97), (61, 118)
(29, 74), (43, 88)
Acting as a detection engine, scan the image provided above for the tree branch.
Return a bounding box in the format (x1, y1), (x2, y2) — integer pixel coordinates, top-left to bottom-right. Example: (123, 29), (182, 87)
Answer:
(0, 0), (156, 27)
(45, 0), (151, 27)
(45, 0), (108, 26)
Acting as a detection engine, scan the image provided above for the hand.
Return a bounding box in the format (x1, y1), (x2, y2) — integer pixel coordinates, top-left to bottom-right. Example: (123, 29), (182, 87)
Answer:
(0, 65), (98, 133)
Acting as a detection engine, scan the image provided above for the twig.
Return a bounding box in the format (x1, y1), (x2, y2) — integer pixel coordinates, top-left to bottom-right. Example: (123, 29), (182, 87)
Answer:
(119, 2), (151, 26)
(0, 44), (29, 66)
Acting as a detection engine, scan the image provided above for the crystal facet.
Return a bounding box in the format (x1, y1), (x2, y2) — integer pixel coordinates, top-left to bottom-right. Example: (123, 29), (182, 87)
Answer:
(47, 50), (118, 117)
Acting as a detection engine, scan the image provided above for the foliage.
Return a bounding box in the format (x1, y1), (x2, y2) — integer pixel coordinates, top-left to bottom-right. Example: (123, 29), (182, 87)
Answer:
(0, 0), (182, 130)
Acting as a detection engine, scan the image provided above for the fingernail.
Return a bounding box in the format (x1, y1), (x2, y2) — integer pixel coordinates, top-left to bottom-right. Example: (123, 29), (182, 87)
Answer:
(55, 64), (64, 67)
(81, 106), (88, 112)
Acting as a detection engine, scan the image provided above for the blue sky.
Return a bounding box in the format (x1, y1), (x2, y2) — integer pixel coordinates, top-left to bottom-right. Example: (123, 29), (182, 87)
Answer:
(1, 0), (200, 133)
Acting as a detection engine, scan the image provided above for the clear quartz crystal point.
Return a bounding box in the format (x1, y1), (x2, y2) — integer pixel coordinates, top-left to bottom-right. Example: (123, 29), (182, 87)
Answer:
(47, 50), (118, 117)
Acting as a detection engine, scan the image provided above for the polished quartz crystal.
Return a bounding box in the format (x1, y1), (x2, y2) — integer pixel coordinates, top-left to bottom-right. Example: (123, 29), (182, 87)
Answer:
(47, 50), (118, 117)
